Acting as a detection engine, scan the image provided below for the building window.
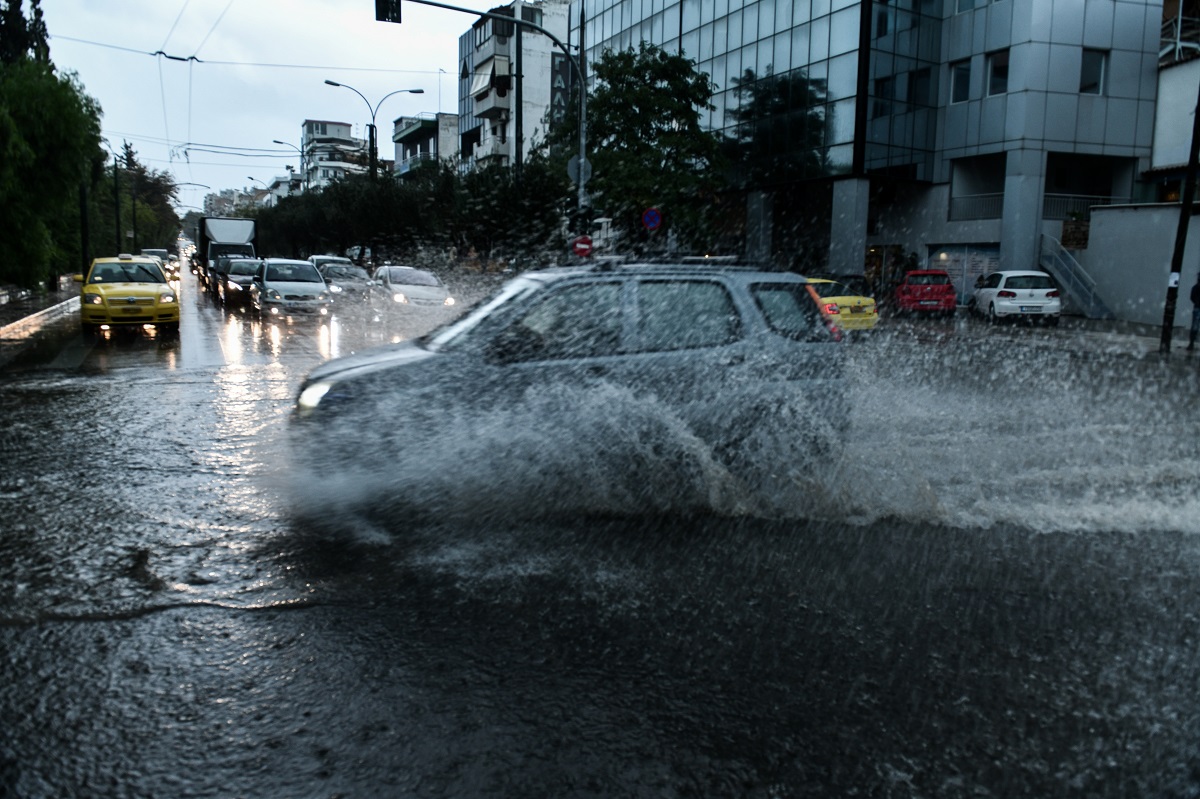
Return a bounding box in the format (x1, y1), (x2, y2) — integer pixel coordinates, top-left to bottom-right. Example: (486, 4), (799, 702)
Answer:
(908, 67), (932, 107)
(950, 59), (971, 103)
(987, 50), (1009, 96)
(872, 76), (894, 119)
(1080, 49), (1106, 95)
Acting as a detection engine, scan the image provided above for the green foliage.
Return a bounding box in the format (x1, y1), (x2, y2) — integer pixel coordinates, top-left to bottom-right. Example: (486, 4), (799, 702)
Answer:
(0, 0), (49, 65)
(543, 42), (728, 253)
(255, 157), (571, 266)
(0, 58), (101, 286)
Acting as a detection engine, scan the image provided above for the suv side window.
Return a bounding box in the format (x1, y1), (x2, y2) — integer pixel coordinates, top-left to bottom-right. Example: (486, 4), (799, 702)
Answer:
(750, 282), (832, 342)
(502, 281), (623, 361)
(634, 280), (741, 352)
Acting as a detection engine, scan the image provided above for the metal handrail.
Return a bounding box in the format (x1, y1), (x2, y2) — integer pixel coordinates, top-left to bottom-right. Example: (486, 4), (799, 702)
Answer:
(1039, 234), (1113, 319)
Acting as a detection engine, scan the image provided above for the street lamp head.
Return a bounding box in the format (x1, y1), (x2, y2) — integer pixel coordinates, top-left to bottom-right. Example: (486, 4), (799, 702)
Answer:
(409, 89), (425, 94)
(324, 79), (341, 87)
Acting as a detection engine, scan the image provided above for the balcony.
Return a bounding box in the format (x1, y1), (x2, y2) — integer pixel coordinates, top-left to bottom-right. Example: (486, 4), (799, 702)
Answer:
(396, 152), (438, 176)
(948, 192), (1003, 221)
(1042, 193), (1129, 221)
(473, 137), (508, 162)
(474, 88), (511, 120)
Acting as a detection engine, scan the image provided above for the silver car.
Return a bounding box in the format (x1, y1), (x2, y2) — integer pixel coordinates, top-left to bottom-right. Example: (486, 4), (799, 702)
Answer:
(249, 258), (332, 319)
(293, 263), (848, 504)
(373, 265), (455, 311)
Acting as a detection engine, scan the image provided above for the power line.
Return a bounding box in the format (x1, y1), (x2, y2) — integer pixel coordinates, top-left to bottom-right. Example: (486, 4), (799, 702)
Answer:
(49, 34), (440, 75)
(191, 0), (237, 59)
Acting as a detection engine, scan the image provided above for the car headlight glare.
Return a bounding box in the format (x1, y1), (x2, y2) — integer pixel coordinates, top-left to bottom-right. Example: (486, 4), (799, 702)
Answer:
(226, 280), (241, 291)
(296, 381), (333, 413)
(443, 296), (455, 306)
(318, 292), (330, 301)
(393, 292), (408, 303)
(329, 284), (343, 293)
(268, 289), (282, 300)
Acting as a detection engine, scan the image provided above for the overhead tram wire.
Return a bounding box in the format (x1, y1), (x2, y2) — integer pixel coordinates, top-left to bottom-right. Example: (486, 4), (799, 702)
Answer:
(50, 35), (437, 76)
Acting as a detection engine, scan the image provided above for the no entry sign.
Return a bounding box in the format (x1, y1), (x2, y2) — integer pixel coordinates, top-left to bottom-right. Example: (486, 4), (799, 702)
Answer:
(572, 235), (593, 257)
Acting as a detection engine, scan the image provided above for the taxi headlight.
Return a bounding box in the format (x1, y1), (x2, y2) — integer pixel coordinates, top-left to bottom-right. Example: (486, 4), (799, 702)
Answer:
(296, 381), (333, 414)
(159, 292), (177, 303)
(83, 293), (104, 305)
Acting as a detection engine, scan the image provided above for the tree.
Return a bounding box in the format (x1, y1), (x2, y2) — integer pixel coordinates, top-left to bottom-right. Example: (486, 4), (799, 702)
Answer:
(0, 0), (103, 287)
(544, 42), (727, 253)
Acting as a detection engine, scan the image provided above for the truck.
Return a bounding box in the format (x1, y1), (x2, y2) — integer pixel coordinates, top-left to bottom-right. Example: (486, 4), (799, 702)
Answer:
(194, 217), (256, 291)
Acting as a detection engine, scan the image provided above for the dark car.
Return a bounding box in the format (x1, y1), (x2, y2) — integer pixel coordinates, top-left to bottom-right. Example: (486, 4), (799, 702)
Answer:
(217, 258), (263, 307)
(293, 263), (849, 504)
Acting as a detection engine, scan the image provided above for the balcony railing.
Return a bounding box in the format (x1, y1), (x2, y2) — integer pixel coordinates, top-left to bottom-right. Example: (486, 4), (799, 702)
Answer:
(1161, 15), (1200, 64)
(1042, 194), (1128, 221)
(948, 192), (1129, 221)
(948, 192), (1004, 221)
(396, 152), (438, 176)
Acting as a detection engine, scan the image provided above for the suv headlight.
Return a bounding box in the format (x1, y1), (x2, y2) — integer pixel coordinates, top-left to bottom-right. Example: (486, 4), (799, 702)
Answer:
(296, 381), (333, 415)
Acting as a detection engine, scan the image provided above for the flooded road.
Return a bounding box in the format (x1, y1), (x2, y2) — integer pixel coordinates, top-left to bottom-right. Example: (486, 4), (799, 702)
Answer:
(2, 273), (1199, 797)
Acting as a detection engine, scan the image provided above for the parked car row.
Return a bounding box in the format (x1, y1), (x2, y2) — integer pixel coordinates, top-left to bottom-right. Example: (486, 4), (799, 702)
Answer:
(801, 268), (1063, 329)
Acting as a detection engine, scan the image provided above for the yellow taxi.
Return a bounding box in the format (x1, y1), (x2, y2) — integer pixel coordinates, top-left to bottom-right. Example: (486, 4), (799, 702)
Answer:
(74, 253), (180, 335)
(806, 277), (879, 332)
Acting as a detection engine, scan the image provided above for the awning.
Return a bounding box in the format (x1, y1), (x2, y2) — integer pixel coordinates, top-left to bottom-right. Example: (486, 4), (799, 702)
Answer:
(469, 63), (492, 97)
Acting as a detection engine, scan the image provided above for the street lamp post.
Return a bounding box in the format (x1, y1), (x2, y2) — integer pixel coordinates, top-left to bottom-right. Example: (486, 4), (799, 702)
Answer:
(273, 139), (307, 191)
(324, 80), (424, 181)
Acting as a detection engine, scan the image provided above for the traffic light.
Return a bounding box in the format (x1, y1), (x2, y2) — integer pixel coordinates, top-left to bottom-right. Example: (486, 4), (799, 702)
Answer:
(375, 0), (401, 23)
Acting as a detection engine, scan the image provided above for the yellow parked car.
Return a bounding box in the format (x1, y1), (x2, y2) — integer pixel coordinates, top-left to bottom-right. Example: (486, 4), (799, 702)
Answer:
(806, 278), (879, 332)
(74, 253), (179, 335)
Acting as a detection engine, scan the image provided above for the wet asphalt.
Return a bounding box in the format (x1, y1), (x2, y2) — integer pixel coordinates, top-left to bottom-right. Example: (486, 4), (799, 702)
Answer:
(1, 273), (1199, 797)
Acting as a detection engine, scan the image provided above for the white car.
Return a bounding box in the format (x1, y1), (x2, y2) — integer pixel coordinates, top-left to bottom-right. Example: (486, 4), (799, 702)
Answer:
(970, 270), (1062, 325)
(249, 258), (332, 320)
(373, 265), (455, 310)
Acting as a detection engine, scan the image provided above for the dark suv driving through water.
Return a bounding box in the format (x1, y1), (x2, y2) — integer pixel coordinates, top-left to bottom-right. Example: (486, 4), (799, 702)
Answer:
(292, 262), (847, 504)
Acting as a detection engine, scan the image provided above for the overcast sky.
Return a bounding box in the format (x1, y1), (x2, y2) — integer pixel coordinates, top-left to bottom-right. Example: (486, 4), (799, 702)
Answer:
(41, 0), (501, 212)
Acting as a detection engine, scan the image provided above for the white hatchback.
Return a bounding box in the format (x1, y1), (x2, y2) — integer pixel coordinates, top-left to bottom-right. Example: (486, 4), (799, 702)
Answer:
(970, 270), (1062, 325)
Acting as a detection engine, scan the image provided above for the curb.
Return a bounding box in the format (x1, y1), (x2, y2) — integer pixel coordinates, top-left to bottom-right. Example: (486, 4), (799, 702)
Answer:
(0, 297), (80, 339)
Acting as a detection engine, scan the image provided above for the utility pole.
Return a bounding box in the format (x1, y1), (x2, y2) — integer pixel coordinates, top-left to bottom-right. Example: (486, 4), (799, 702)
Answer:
(1160, 74), (1200, 353)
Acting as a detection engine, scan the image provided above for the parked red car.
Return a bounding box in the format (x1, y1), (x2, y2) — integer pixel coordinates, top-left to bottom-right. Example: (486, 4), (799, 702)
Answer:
(894, 269), (957, 316)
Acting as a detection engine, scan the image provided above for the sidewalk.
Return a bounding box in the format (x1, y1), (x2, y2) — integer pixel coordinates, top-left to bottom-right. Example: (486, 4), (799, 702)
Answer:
(0, 277), (80, 338)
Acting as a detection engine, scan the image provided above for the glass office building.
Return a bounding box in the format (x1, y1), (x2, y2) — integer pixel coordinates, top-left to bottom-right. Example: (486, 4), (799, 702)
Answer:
(567, 0), (1161, 292)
